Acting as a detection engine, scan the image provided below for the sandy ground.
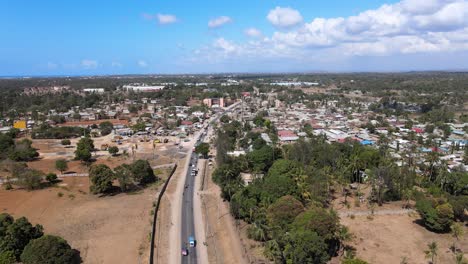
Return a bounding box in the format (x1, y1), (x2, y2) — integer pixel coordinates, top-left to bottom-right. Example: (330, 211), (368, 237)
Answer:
(199, 125), (250, 264)
(0, 177), (157, 264)
(341, 213), (467, 264)
(194, 159), (209, 264)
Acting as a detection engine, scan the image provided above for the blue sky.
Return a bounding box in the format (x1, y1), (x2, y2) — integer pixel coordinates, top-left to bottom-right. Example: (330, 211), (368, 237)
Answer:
(1, 0), (468, 75)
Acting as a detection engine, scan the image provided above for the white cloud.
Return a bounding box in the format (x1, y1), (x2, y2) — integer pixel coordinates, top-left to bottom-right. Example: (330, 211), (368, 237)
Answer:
(208, 16), (232, 28)
(244, 28), (262, 38)
(190, 0), (468, 69)
(267, 7), (303, 28)
(138, 60), (148, 68)
(81, 59), (98, 69)
(156, 13), (178, 25)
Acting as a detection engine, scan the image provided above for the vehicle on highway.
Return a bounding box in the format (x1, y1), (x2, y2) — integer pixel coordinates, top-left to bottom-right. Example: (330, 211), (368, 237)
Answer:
(181, 247), (188, 256)
(189, 236), (196, 247)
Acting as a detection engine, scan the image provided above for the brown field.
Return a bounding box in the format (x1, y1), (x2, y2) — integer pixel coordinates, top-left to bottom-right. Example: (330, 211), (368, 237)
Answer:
(0, 177), (158, 263)
(341, 213), (467, 264)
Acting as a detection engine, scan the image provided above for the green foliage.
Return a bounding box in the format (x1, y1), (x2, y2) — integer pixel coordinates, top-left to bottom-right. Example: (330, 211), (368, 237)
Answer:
(0, 214), (14, 237)
(284, 230), (330, 264)
(130, 159), (156, 185)
(20, 235), (81, 264)
(0, 216), (44, 259)
(89, 164), (114, 194)
(8, 139), (39, 162)
(267, 195), (304, 230)
(448, 195), (468, 221)
(16, 169), (44, 190)
(114, 164), (133, 192)
(416, 197), (454, 232)
(0, 251), (16, 264)
(45, 173), (57, 183)
(220, 115), (230, 123)
(292, 206), (340, 242)
(195, 143), (210, 158)
(132, 122), (146, 132)
(74, 137), (94, 162)
(99, 121), (114, 136)
(55, 159), (68, 173)
(108, 146), (119, 156)
(60, 139), (71, 146)
(32, 125), (87, 139)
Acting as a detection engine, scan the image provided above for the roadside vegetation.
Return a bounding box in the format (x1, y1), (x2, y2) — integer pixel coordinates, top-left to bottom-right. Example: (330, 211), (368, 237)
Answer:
(0, 213), (80, 264)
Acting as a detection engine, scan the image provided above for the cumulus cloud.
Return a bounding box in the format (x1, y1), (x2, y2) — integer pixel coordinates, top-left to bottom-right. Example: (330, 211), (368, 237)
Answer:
(191, 0), (468, 67)
(156, 14), (178, 25)
(143, 13), (178, 25)
(208, 16), (232, 28)
(138, 60), (148, 68)
(244, 28), (263, 38)
(81, 59), (98, 69)
(267, 7), (303, 28)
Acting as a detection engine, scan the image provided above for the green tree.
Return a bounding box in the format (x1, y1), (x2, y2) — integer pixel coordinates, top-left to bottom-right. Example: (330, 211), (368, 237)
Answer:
(450, 223), (464, 252)
(424, 241), (438, 264)
(74, 137), (94, 162)
(114, 164), (134, 192)
(0, 216), (44, 258)
(55, 159), (68, 174)
(292, 206), (340, 242)
(130, 159), (156, 185)
(416, 198), (454, 232)
(108, 146), (119, 156)
(0, 213), (14, 237)
(195, 143), (210, 158)
(89, 164), (114, 194)
(45, 173), (57, 183)
(16, 169), (43, 190)
(284, 230), (330, 264)
(99, 121), (113, 136)
(20, 235), (81, 264)
(8, 139), (39, 162)
(267, 195), (304, 231)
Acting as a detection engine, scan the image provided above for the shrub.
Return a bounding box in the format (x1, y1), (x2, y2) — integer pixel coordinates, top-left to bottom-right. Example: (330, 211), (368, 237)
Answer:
(45, 173), (57, 183)
(20, 235), (81, 264)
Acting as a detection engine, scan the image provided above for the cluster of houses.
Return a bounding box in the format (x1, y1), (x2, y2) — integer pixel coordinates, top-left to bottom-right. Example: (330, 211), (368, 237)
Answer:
(229, 91), (468, 177)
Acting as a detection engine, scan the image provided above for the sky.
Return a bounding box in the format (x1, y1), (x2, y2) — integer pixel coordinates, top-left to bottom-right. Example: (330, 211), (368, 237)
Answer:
(1, 0), (468, 75)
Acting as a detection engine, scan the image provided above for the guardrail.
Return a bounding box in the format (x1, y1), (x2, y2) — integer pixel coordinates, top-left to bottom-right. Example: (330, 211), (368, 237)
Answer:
(149, 163), (178, 264)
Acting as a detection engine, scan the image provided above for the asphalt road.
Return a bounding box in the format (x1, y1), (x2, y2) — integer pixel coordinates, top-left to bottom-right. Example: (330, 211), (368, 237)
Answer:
(181, 134), (205, 264)
(180, 102), (240, 264)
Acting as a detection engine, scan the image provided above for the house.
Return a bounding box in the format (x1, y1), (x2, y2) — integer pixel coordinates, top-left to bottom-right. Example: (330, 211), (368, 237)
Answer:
(278, 130), (299, 142)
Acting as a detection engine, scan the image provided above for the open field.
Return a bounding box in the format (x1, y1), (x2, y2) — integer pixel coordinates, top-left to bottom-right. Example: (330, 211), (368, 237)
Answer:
(341, 213), (467, 264)
(0, 177), (158, 263)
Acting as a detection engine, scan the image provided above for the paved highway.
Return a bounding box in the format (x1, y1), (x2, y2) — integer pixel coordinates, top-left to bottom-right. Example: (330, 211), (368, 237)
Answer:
(180, 101), (241, 264)
(181, 133), (206, 264)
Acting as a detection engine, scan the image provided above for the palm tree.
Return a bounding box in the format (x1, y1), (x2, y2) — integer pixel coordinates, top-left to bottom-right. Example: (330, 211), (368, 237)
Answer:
(450, 223), (464, 252)
(426, 151), (440, 182)
(425, 241), (438, 264)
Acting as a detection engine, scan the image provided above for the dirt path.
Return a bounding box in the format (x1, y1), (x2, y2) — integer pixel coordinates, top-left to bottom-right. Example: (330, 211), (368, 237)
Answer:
(193, 159), (209, 264)
(339, 208), (414, 217)
(201, 125), (248, 264)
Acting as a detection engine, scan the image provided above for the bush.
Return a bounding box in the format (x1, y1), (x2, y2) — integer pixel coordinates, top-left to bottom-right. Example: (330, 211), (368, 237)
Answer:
(45, 173), (57, 183)
(16, 169), (44, 190)
(0, 251), (16, 264)
(89, 164), (114, 194)
(416, 197), (454, 232)
(108, 146), (119, 156)
(60, 139), (71, 146)
(20, 235), (81, 264)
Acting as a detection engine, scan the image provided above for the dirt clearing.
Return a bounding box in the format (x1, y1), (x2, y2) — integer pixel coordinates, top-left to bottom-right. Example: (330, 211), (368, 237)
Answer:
(341, 213), (467, 264)
(0, 177), (158, 263)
